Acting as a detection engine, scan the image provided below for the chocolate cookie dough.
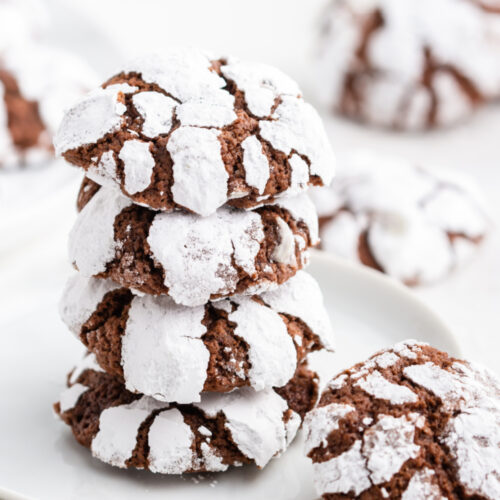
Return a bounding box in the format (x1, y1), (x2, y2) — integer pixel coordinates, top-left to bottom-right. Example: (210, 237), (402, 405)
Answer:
(304, 340), (500, 499)
(54, 48), (335, 215)
(70, 182), (319, 306)
(311, 152), (489, 285)
(60, 271), (334, 403)
(0, 43), (97, 168)
(316, 0), (500, 129)
(55, 353), (319, 473)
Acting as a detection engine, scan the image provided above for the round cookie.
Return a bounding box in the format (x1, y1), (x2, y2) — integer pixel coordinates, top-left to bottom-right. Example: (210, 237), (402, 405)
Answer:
(55, 353), (319, 473)
(311, 153), (489, 285)
(0, 43), (98, 168)
(70, 181), (319, 306)
(54, 48), (335, 216)
(304, 340), (500, 499)
(59, 271), (334, 404)
(0, 0), (49, 52)
(316, 0), (500, 129)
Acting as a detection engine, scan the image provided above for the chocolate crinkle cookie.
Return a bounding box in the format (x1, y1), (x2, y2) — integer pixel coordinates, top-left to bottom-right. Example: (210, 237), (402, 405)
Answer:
(310, 152), (489, 285)
(55, 353), (319, 473)
(304, 340), (500, 499)
(70, 180), (319, 306)
(316, 0), (500, 130)
(54, 48), (335, 216)
(59, 271), (334, 403)
(0, 43), (97, 168)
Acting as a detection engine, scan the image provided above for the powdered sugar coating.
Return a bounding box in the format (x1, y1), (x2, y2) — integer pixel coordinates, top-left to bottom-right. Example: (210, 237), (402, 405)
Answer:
(148, 408), (195, 474)
(58, 383), (87, 413)
(119, 140), (155, 195)
(55, 48), (334, 214)
(305, 340), (500, 499)
(317, 0), (500, 129)
(56, 356), (314, 473)
(313, 440), (371, 496)
(241, 135), (270, 194)
(68, 186), (132, 276)
(401, 468), (443, 499)
(355, 371), (418, 404)
(72, 184), (316, 305)
(363, 414), (421, 484)
(168, 126), (228, 216)
(147, 206), (262, 306)
(304, 403), (355, 450)
(132, 91), (176, 137)
(311, 152), (489, 285)
(195, 387), (292, 468)
(123, 295), (208, 403)
(91, 397), (167, 468)
(59, 271), (332, 402)
(228, 296), (296, 391)
(59, 274), (119, 335)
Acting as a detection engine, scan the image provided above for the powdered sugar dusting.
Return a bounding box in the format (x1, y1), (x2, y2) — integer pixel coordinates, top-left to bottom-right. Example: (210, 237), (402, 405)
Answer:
(148, 408), (196, 474)
(147, 207), (263, 306)
(229, 297), (296, 391)
(132, 91), (176, 137)
(271, 217), (297, 266)
(54, 85), (128, 154)
(69, 352), (103, 384)
(261, 271), (334, 351)
(59, 383), (88, 413)
(168, 126), (228, 216)
(122, 295), (209, 403)
(304, 403), (355, 451)
(273, 193), (319, 244)
(221, 58), (300, 117)
(356, 371), (418, 404)
(91, 397), (168, 468)
(241, 135), (269, 194)
(68, 186), (132, 276)
(401, 468), (443, 499)
(119, 139), (155, 195)
(59, 274), (119, 335)
(363, 413), (421, 484)
(195, 388), (290, 468)
(313, 440), (371, 496)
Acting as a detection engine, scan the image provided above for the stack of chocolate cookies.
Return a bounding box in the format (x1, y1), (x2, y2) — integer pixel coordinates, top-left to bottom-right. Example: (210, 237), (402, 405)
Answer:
(53, 49), (336, 473)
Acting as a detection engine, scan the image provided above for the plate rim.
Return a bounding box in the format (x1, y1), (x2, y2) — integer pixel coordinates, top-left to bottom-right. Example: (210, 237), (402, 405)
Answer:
(309, 249), (462, 357)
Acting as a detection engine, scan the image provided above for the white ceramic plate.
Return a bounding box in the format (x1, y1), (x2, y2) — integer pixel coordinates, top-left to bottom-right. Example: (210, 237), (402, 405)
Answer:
(0, 247), (460, 500)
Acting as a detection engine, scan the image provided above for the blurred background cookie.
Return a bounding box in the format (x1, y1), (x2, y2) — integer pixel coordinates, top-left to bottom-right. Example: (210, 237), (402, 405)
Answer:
(0, 43), (97, 169)
(316, 0), (500, 130)
(311, 152), (489, 285)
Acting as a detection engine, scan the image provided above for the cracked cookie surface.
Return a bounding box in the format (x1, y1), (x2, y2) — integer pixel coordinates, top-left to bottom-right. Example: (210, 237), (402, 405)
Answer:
(316, 0), (500, 129)
(311, 152), (489, 285)
(71, 180), (319, 306)
(304, 340), (500, 499)
(59, 271), (334, 403)
(55, 48), (335, 215)
(55, 353), (319, 473)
